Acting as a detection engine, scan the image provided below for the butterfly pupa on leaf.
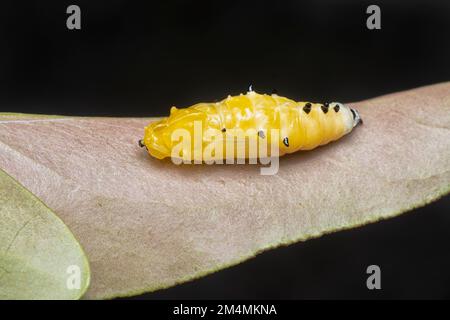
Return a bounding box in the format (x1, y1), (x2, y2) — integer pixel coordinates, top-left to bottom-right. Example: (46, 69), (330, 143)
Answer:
(140, 91), (362, 161)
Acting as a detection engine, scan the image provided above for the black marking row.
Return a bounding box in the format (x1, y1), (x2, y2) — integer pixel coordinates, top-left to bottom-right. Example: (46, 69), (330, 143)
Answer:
(303, 103), (340, 114)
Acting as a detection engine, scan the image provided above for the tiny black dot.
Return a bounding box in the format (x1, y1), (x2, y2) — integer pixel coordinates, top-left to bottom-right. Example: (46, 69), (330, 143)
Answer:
(138, 139), (145, 148)
(303, 103), (312, 114)
(283, 137), (289, 147)
(334, 105), (340, 112)
(221, 128), (226, 132)
(321, 105), (329, 113)
(258, 130), (266, 139)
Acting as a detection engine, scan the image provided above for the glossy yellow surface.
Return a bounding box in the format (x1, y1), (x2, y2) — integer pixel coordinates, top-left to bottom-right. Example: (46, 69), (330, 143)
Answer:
(142, 91), (358, 161)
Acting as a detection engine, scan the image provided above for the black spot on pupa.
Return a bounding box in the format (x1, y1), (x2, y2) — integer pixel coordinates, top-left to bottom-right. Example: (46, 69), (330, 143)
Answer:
(303, 103), (312, 114)
(138, 139), (145, 148)
(283, 137), (289, 147)
(321, 104), (329, 113)
(221, 128), (227, 132)
(258, 130), (265, 139)
(334, 105), (340, 112)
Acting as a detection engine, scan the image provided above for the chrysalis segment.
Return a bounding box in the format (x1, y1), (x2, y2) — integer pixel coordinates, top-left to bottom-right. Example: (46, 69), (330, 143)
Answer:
(142, 91), (361, 161)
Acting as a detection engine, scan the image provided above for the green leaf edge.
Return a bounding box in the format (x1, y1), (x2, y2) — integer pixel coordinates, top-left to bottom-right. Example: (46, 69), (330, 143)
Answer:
(0, 168), (91, 300)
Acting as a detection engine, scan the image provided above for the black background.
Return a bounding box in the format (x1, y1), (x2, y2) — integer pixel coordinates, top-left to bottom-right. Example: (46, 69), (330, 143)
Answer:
(1, 0), (449, 299)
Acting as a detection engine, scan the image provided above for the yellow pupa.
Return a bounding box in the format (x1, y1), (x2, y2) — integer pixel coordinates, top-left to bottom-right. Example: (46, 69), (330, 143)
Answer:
(140, 90), (362, 162)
